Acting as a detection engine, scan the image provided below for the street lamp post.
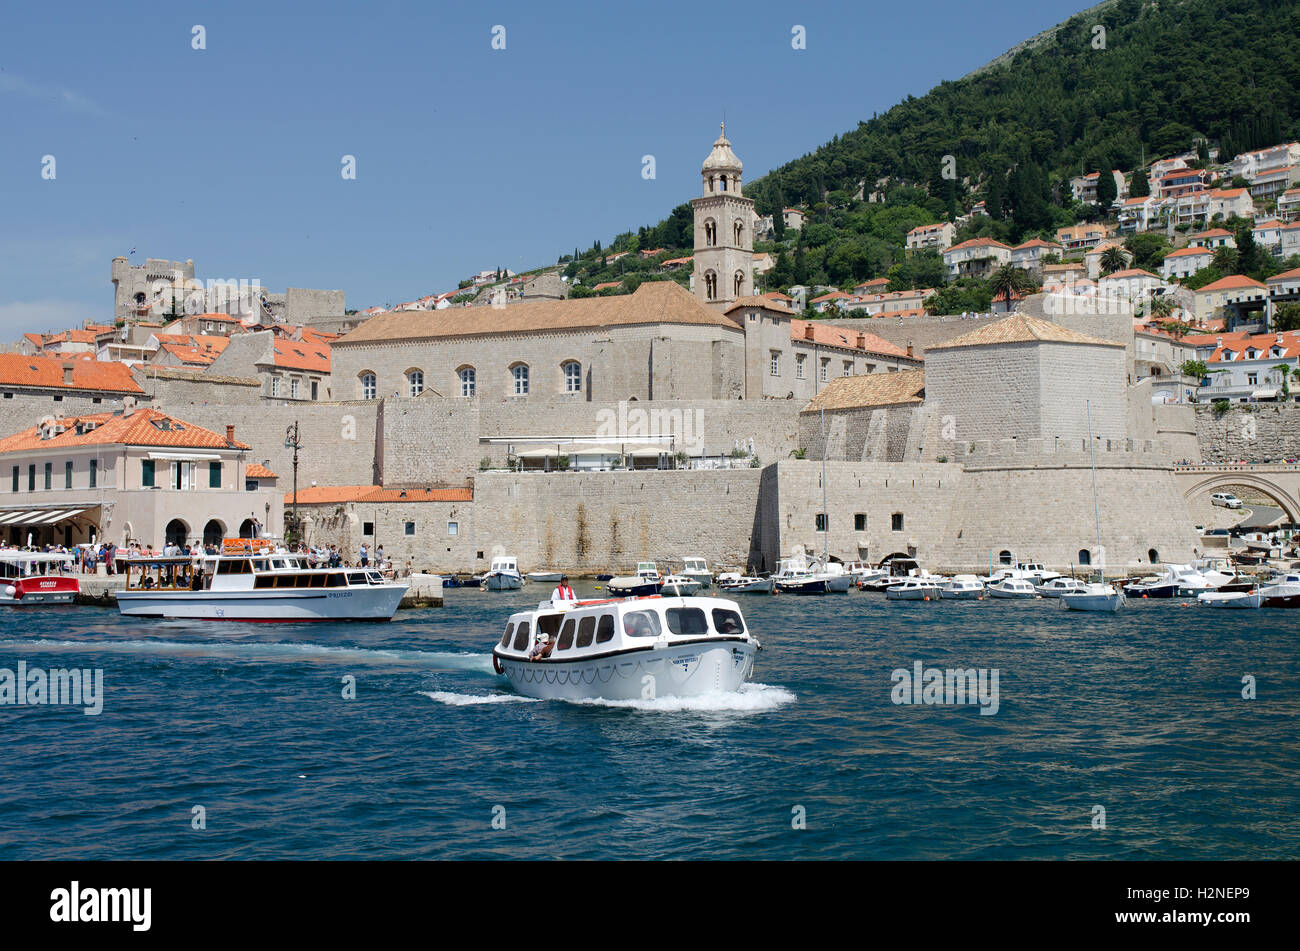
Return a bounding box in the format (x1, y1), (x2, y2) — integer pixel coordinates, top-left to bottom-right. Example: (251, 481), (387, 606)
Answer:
(284, 421), (301, 540)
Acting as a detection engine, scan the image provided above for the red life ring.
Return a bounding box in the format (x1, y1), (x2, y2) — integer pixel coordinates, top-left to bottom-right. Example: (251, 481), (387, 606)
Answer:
(492, 654), (504, 675)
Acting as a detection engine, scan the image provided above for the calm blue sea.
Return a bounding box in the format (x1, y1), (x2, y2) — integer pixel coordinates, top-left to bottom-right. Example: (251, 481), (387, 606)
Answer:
(0, 585), (1296, 860)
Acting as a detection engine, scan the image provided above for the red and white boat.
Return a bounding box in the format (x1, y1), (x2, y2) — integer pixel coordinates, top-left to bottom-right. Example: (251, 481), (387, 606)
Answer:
(0, 551), (80, 606)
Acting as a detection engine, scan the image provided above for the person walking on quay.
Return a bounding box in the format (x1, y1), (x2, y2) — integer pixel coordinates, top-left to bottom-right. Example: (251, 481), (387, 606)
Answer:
(360, 543), (369, 567)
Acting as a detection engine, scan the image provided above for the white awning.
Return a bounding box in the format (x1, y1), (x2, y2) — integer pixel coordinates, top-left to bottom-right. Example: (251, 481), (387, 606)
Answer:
(147, 451), (223, 461)
(0, 511), (38, 525)
(38, 508), (88, 524)
(1251, 388), (1279, 399)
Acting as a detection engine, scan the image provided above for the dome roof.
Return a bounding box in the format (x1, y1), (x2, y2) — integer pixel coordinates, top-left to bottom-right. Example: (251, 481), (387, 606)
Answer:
(702, 123), (742, 174)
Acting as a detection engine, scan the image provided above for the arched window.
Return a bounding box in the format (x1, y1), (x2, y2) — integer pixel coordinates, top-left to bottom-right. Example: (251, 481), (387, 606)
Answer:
(1148, 548), (1159, 564)
(704, 219), (717, 247)
(458, 367), (476, 398)
(359, 372), (376, 400)
(512, 364), (530, 395)
(1078, 549), (1091, 566)
(165, 519), (189, 547)
(406, 369), (424, 397)
(563, 361), (582, 393)
(704, 270), (717, 300)
(999, 550), (1013, 565)
(720, 176), (727, 192)
(708, 175), (715, 193)
(734, 270), (745, 297)
(734, 218), (744, 245)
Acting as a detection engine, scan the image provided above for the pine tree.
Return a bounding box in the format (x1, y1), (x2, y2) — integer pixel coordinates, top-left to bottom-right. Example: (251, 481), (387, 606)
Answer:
(793, 231), (808, 286)
(986, 171), (1006, 220)
(1096, 168), (1118, 208)
(1130, 168), (1149, 197)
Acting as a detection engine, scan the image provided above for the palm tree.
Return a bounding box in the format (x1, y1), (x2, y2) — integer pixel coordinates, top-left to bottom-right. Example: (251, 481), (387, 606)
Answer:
(1100, 245), (1128, 275)
(1149, 294), (1176, 321)
(989, 264), (1035, 313)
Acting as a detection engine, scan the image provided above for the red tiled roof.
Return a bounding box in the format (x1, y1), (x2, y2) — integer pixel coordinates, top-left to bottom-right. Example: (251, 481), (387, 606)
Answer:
(0, 407), (249, 455)
(286, 484), (473, 504)
(1196, 275), (1266, 292)
(271, 339), (330, 373)
(246, 463), (278, 479)
(0, 354), (144, 394)
(789, 319), (915, 359)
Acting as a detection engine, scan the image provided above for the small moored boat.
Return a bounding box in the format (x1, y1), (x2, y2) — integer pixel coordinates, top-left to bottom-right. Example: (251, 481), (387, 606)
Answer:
(940, 575), (985, 599)
(606, 562), (662, 597)
(482, 556), (524, 591)
(986, 578), (1039, 599)
(0, 550), (79, 606)
(1059, 583), (1125, 613)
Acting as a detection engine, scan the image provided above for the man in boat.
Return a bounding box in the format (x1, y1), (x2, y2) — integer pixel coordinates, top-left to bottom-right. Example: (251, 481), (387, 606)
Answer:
(529, 633), (554, 661)
(550, 575), (576, 604)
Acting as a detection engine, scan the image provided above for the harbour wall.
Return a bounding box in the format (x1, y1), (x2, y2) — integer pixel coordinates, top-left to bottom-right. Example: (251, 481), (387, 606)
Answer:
(1194, 403), (1300, 463)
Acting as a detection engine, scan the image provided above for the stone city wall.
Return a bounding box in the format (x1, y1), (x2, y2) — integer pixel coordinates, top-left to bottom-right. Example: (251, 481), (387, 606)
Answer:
(1194, 402), (1300, 463)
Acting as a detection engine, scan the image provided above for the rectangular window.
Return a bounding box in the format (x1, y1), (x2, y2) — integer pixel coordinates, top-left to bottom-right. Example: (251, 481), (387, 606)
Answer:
(11, 465), (17, 492)
(404, 521), (416, 536)
(820, 358), (829, 382)
(815, 513), (827, 531)
(362, 521), (374, 536)
(209, 461), (222, 488)
(41, 461), (50, 489)
(892, 513), (904, 531)
(245, 480), (259, 491)
(855, 513), (867, 531)
(142, 459), (155, 488)
(271, 377), (281, 398)
(796, 355), (805, 379)
(843, 361), (853, 376)
(65, 460), (73, 489)
(89, 459), (97, 488)
(311, 380), (318, 400)
(770, 351), (781, 376)
(448, 521), (459, 536)
(290, 378), (300, 399)
(28, 465), (35, 492)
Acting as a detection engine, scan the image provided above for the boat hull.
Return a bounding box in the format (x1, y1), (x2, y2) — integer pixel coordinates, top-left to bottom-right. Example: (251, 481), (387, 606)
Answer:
(526, 572), (562, 583)
(484, 573), (523, 591)
(1198, 591), (1262, 609)
(1059, 591), (1125, 612)
(987, 587), (1038, 599)
(887, 585), (941, 601)
(498, 640), (757, 701)
(606, 579), (660, 597)
(719, 579), (775, 594)
(939, 586), (983, 599)
(0, 576), (80, 606)
(776, 578), (828, 595)
(115, 585), (407, 621)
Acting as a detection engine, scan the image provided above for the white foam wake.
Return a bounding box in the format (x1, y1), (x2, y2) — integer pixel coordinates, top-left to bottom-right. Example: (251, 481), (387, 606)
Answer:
(420, 690), (542, 705)
(0, 639), (493, 671)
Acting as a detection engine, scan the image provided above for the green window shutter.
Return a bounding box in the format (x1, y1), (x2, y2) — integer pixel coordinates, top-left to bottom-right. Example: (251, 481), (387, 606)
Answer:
(142, 459), (155, 488)
(89, 459), (97, 488)
(209, 461), (222, 488)
(65, 460), (73, 489)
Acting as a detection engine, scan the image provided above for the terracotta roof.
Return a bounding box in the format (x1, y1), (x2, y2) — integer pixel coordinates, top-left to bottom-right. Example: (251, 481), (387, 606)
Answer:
(1100, 268), (1160, 280)
(1267, 267), (1300, 283)
(789, 320), (916, 359)
(1195, 228), (1235, 238)
(286, 484), (473, 504)
(0, 354), (144, 394)
(945, 237), (1012, 254)
(272, 339), (330, 373)
(801, 369), (926, 413)
(0, 407), (250, 455)
(1013, 238), (1061, 250)
(1196, 275), (1267, 292)
(246, 463), (278, 479)
(591, 281), (622, 291)
(334, 281), (738, 345)
(928, 314), (1125, 351)
(810, 291), (852, 304)
(1164, 247), (1212, 258)
(725, 296), (796, 316)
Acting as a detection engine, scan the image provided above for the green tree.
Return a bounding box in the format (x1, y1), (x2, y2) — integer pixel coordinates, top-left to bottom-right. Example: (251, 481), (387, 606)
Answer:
(989, 264), (1036, 312)
(1096, 170), (1118, 209)
(1100, 245), (1127, 275)
(793, 231), (808, 285)
(1180, 359), (1208, 379)
(1274, 303), (1300, 332)
(1130, 168), (1150, 197)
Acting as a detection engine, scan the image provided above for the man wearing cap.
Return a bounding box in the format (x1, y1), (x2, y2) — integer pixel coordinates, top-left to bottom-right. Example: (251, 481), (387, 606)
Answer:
(551, 575), (576, 603)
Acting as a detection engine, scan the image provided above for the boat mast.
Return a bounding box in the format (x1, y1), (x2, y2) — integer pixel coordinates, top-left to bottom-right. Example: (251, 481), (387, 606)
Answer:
(1088, 400), (1102, 579)
(821, 407), (829, 568)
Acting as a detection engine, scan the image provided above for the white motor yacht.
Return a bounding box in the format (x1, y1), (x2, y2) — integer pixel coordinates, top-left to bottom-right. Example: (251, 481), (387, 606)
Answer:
(1059, 583), (1125, 612)
(1260, 573), (1300, 608)
(483, 556), (524, 591)
(939, 575), (985, 599)
(493, 594), (760, 700)
(606, 562), (662, 597)
(885, 578), (943, 600)
(1035, 577), (1090, 598)
(986, 578), (1039, 599)
(717, 575), (775, 594)
(679, 557), (714, 589)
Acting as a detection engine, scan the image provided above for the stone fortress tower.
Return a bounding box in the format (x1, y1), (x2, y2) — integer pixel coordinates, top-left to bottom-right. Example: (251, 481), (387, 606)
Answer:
(691, 124), (754, 310)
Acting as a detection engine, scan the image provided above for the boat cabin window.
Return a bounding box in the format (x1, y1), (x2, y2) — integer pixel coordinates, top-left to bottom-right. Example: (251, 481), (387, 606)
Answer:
(367, 572), (383, 584)
(711, 608), (745, 635)
(216, 558), (252, 575)
(665, 607), (708, 636)
(512, 621), (531, 651)
(536, 614), (563, 640)
(252, 559), (269, 572)
(595, 615), (615, 644)
(557, 619), (575, 651)
(576, 616), (596, 648)
(623, 610), (662, 638)
(501, 622), (515, 647)
(347, 572), (368, 585)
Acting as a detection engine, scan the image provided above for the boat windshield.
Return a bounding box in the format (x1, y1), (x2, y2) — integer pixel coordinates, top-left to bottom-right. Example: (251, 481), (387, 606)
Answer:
(622, 609), (662, 638)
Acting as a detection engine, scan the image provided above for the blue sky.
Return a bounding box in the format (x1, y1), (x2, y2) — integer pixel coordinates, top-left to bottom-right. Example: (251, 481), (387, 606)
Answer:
(0, 0), (1095, 336)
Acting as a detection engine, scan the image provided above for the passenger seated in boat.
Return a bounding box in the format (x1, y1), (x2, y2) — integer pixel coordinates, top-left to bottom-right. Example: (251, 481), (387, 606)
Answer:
(529, 633), (554, 661)
(624, 613), (655, 637)
(716, 613), (742, 634)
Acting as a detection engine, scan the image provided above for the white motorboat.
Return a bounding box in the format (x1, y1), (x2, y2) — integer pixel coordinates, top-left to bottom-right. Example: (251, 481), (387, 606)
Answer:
(718, 575), (775, 594)
(812, 558), (855, 593)
(492, 594), (760, 700)
(886, 578), (943, 600)
(115, 540), (408, 621)
(986, 578), (1039, 599)
(1035, 577), (1090, 598)
(0, 550), (80, 606)
(772, 554), (828, 595)
(526, 570), (564, 583)
(1259, 572), (1300, 608)
(939, 575), (985, 599)
(659, 574), (703, 596)
(679, 557), (713, 589)
(1059, 583), (1125, 612)
(1198, 589), (1263, 609)
(606, 562), (662, 597)
(482, 556), (524, 591)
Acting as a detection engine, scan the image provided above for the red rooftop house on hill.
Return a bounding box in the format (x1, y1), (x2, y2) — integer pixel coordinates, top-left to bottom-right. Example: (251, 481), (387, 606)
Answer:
(0, 406), (281, 551)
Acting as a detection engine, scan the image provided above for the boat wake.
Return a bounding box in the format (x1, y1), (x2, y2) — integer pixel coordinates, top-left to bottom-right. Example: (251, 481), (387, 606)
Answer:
(0, 639), (494, 671)
(420, 682), (796, 713)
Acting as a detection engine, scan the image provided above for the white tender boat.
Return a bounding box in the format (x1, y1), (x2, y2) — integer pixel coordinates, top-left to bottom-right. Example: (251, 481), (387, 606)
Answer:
(718, 575), (775, 594)
(886, 578), (943, 600)
(986, 578), (1039, 599)
(1059, 583), (1125, 612)
(483, 556), (524, 591)
(526, 570), (563, 583)
(115, 540), (408, 621)
(939, 575), (985, 599)
(1198, 589), (1263, 609)
(0, 551), (80, 606)
(1036, 577), (1090, 598)
(492, 594), (760, 700)
(1259, 572), (1300, 608)
(659, 574), (703, 596)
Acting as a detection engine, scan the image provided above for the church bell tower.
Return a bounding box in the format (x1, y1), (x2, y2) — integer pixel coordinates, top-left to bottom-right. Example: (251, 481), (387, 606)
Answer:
(691, 124), (754, 310)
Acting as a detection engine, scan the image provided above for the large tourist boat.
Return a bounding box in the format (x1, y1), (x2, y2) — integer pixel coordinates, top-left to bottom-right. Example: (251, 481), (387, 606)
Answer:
(0, 550), (79, 606)
(115, 539), (408, 621)
(492, 594), (760, 701)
